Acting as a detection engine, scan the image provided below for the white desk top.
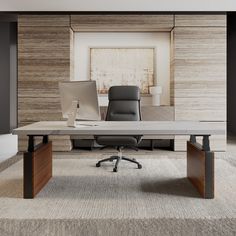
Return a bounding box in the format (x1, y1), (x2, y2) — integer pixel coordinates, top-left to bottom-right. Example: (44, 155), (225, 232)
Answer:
(13, 121), (225, 136)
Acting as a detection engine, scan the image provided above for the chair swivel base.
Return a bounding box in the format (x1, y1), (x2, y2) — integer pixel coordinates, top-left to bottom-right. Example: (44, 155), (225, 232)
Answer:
(96, 156), (142, 172)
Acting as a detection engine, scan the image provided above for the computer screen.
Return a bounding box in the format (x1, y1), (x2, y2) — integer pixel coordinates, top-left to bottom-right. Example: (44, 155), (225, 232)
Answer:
(59, 81), (101, 121)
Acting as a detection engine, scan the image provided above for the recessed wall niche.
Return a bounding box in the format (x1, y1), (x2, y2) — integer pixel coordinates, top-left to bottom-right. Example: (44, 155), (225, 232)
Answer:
(73, 32), (171, 106)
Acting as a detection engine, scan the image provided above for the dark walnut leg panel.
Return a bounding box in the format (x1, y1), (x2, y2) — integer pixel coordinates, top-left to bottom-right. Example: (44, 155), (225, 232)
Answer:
(24, 141), (52, 199)
(187, 141), (214, 199)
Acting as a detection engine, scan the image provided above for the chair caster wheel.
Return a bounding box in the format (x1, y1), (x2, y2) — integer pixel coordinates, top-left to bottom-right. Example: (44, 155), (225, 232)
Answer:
(96, 163), (100, 167)
(138, 164), (142, 169)
(113, 167), (118, 172)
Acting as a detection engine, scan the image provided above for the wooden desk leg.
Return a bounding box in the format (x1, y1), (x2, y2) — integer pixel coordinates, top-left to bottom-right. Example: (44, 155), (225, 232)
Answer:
(24, 136), (52, 199)
(187, 135), (214, 199)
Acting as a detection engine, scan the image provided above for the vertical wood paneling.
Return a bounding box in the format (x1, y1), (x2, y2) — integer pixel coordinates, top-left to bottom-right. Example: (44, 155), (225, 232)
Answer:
(18, 15), (73, 151)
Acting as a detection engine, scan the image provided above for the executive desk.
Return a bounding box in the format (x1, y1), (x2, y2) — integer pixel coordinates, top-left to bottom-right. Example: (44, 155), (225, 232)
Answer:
(13, 121), (225, 199)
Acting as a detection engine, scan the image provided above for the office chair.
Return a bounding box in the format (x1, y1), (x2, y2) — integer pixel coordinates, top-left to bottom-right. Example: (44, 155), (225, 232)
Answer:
(95, 86), (142, 172)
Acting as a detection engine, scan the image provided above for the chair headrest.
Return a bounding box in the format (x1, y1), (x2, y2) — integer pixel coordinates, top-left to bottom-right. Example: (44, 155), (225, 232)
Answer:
(108, 86), (140, 101)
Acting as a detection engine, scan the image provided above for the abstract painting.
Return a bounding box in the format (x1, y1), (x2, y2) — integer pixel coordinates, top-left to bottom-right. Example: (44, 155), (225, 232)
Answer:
(90, 48), (154, 94)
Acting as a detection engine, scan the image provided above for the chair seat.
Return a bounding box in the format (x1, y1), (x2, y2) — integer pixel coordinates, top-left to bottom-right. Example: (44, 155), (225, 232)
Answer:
(96, 136), (138, 146)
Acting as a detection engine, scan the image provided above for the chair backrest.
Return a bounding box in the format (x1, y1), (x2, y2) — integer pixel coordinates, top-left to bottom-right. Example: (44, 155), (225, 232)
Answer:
(106, 86), (141, 121)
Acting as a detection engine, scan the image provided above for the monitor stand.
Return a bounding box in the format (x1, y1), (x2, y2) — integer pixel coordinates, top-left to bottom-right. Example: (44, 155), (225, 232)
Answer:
(66, 100), (99, 127)
(67, 100), (78, 127)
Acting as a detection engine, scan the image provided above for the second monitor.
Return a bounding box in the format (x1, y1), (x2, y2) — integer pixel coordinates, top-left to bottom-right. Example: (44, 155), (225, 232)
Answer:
(59, 81), (101, 121)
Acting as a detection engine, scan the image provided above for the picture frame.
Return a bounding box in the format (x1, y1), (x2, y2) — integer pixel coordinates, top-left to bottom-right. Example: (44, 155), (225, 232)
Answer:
(90, 47), (155, 94)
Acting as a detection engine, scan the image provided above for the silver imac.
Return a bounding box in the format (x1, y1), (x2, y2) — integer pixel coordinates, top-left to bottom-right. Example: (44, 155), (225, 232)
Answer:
(59, 81), (101, 121)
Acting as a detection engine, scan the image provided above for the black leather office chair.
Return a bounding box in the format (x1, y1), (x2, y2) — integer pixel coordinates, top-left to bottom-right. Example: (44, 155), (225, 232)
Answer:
(95, 86), (142, 172)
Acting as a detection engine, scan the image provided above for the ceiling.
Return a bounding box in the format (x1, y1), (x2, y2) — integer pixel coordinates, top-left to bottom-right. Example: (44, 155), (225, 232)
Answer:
(0, 0), (235, 12)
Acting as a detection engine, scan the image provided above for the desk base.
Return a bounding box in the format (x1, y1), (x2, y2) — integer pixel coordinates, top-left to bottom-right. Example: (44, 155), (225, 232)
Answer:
(22, 137), (214, 199)
(187, 141), (214, 199)
(24, 141), (52, 199)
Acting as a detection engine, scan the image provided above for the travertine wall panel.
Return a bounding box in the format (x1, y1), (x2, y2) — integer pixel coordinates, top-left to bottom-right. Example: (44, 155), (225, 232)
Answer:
(175, 14), (226, 27)
(171, 15), (226, 151)
(71, 14), (174, 31)
(18, 15), (73, 151)
(18, 15), (70, 27)
(172, 27), (226, 121)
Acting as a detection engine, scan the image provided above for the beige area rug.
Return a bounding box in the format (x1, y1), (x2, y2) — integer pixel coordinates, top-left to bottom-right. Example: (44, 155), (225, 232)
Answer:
(0, 152), (235, 236)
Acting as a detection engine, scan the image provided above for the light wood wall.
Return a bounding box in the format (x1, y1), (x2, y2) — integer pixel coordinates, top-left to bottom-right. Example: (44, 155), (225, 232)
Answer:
(18, 15), (74, 151)
(171, 15), (226, 151)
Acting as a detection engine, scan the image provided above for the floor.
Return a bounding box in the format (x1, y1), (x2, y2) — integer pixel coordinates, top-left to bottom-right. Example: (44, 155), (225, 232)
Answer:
(0, 134), (17, 162)
(0, 152), (235, 235)
(0, 137), (235, 235)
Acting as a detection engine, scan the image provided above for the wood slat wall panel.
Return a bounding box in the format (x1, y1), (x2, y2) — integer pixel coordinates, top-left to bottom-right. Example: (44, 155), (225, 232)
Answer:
(71, 14), (174, 32)
(18, 15), (70, 27)
(18, 15), (73, 151)
(175, 15), (226, 27)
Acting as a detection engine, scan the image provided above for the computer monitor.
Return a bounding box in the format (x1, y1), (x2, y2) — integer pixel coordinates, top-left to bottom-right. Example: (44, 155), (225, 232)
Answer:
(59, 81), (101, 121)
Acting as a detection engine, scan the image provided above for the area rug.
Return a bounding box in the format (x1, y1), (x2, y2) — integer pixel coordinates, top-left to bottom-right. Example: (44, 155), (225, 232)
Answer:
(0, 154), (235, 236)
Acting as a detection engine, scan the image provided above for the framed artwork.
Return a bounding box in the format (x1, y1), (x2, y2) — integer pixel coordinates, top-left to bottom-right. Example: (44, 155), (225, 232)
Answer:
(90, 47), (155, 94)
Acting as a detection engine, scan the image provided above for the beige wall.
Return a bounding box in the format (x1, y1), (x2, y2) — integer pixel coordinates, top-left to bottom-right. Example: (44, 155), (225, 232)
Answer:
(17, 14), (227, 152)
(18, 15), (74, 151)
(171, 15), (226, 151)
(74, 32), (171, 106)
